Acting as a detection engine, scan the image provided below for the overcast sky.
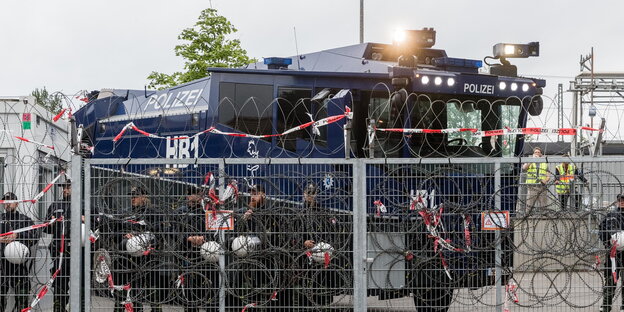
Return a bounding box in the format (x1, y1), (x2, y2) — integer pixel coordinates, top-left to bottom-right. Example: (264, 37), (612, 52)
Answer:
(1, 0), (623, 106)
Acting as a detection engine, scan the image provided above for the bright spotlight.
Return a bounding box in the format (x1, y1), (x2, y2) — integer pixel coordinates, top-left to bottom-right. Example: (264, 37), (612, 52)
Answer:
(393, 29), (407, 44)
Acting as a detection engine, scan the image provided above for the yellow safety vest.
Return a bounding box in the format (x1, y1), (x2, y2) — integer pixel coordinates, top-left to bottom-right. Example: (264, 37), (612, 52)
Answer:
(526, 163), (548, 184)
(555, 164), (576, 194)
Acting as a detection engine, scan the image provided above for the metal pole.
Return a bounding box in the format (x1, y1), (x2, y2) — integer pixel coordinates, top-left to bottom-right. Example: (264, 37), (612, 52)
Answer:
(218, 159), (226, 312)
(70, 154), (83, 311)
(571, 86), (578, 156)
(590, 47), (594, 130)
(359, 0), (364, 43)
(367, 119), (375, 158)
(344, 118), (352, 159)
(557, 83), (563, 142)
(494, 161), (503, 312)
(84, 163), (92, 311)
(353, 160), (367, 311)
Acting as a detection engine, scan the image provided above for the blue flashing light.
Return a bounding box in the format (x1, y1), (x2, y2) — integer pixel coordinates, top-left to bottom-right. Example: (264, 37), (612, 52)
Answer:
(263, 57), (293, 66)
(433, 57), (482, 69)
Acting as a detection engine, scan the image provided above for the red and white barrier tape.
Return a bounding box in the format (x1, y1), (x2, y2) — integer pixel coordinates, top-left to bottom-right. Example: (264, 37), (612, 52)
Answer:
(239, 290), (279, 312)
(52, 109), (67, 122)
(0, 171), (62, 204)
(98, 256), (134, 311)
(203, 172), (216, 189)
(200, 177), (237, 219)
(21, 217), (65, 312)
(373, 200), (387, 217)
(376, 126), (601, 137)
(463, 214), (472, 251)
(113, 108), (352, 142)
(127, 219), (147, 226)
(15, 136), (55, 150)
(1, 130), (55, 150)
(32, 172), (66, 203)
(0, 217), (61, 238)
(52, 108), (72, 122)
(175, 274), (185, 288)
(473, 126), (601, 137)
(593, 255), (601, 269)
(503, 281), (519, 312)
(324, 251), (331, 269)
(377, 128), (477, 134)
(417, 205), (469, 280)
(438, 251), (452, 280)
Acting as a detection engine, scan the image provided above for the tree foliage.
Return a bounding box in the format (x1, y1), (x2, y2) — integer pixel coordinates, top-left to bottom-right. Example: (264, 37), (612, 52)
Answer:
(147, 8), (255, 90)
(31, 87), (63, 113)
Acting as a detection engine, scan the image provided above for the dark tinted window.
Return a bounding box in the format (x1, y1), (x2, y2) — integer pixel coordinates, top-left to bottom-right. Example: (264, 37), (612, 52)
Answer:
(219, 83), (274, 141)
(277, 88), (312, 152)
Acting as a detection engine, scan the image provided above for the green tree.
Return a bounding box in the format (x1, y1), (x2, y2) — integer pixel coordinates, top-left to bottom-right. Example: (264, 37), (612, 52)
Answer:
(31, 87), (63, 113)
(147, 8), (255, 90)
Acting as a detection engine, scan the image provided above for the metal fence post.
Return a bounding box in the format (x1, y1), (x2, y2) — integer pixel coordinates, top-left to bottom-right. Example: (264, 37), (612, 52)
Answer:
(218, 159), (226, 312)
(494, 161), (503, 312)
(70, 154), (83, 311)
(367, 120), (375, 158)
(353, 160), (367, 311)
(84, 161), (92, 311)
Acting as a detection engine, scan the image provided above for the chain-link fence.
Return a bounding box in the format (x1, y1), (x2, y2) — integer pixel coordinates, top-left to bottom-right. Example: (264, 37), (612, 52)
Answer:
(0, 158), (68, 312)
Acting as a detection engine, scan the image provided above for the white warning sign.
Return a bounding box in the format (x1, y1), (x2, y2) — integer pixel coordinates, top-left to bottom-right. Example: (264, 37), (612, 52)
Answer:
(205, 210), (234, 231)
(481, 211), (510, 230)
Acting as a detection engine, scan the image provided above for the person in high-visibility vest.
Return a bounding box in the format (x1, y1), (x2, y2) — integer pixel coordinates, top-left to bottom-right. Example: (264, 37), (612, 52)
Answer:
(554, 158), (587, 210)
(521, 147), (551, 213)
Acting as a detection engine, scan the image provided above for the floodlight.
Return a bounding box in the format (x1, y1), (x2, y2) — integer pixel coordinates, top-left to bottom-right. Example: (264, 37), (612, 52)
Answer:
(493, 42), (539, 59)
(393, 29), (407, 44)
(393, 28), (436, 48)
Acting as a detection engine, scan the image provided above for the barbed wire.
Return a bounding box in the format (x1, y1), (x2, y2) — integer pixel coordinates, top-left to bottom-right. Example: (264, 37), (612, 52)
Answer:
(2, 88), (624, 311)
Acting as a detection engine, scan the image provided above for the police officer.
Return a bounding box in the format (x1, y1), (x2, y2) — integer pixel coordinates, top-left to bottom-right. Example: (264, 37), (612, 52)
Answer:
(177, 187), (219, 311)
(45, 179), (74, 312)
(0, 192), (37, 311)
(521, 147), (551, 212)
(230, 184), (278, 308)
(554, 158), (586, 210)
(110, 186), (164, 312)
(299, 183), (350, 309)
(599, 194), (624, 312)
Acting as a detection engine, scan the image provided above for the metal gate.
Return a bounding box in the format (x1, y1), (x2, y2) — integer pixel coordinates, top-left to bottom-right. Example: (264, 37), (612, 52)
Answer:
(61, 156), (624, 311)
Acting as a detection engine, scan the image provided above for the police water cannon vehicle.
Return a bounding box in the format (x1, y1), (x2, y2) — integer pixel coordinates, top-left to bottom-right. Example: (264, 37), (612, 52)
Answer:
(74, 27), (544, 160)
(73, 28), (545, 310)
